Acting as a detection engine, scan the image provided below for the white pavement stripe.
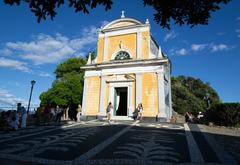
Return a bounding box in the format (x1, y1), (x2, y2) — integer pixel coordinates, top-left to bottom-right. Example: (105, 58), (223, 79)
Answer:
(73, 120), (139, 163)
(184, 123), (204, 163)
(0, 120), (96, 143)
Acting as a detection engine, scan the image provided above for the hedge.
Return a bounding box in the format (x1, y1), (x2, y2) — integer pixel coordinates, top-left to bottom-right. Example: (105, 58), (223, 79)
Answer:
(208, 103), (240, 127)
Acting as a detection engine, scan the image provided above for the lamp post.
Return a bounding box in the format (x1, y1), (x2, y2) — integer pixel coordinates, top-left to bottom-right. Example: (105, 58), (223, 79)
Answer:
(27, 80), (36, 114)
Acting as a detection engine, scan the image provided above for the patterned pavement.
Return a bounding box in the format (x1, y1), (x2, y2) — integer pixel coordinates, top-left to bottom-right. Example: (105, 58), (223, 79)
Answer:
(0, 120), (237, 165)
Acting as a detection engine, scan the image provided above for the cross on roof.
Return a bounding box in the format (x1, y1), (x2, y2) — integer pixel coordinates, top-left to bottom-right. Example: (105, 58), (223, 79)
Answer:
(121, 10), (125, 18)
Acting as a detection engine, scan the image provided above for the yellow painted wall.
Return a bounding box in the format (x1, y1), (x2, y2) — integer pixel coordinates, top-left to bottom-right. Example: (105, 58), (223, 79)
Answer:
(96, 38), (104, 63)
(142, 73), (158, 117)
(141, 31), (150, 59)
(85, 76), (100, 115)
(107, 33), (137, 60)
(105, 83), (109, 109)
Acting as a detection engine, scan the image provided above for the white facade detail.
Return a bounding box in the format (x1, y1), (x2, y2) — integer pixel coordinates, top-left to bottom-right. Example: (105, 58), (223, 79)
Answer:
(81, 78), (88, 116)
(157, 72), (167, 121)
(137, 32), (142, 59)
(136, 73), (142, 106)
(98, 76), (106, 119)
(103, 37), (108, 62)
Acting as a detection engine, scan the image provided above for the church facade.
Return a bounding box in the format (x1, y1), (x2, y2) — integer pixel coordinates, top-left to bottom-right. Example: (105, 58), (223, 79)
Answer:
(81, 13), (172, 121)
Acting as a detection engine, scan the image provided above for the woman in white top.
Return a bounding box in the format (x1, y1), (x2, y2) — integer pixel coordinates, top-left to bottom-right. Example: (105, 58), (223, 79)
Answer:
(106, 102), (113, 124)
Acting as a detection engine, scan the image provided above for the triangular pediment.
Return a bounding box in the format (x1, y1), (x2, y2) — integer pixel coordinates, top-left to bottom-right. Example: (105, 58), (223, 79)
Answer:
(102, 18), (143, 30)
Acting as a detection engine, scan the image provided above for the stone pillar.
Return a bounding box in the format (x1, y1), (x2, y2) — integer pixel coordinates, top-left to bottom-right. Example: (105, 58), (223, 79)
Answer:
(168, 68), (173, 120)
(137, 32), (142, 59)
(128, 83), (133, 117)
(157, 72), (167, 121)
(103, 37), (108, 62)
(135, 73), (142, 106)
(98, 76), (106, 120)
(109, 84), (114, 117)
(81, 77), (88, 120)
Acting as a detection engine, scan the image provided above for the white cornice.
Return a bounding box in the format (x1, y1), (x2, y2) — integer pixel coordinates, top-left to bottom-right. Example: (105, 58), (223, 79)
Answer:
(84, 65), (164, 77)
(102, 18), (144, 30)
(81, 58), (169, 70)
(99, 26), (150, 38)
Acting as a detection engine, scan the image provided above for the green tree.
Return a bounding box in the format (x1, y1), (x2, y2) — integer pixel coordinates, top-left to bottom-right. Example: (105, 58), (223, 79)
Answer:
(171, 75), (220, 115)
(40, 57), (86, 107)
(4, 0), (231, 29)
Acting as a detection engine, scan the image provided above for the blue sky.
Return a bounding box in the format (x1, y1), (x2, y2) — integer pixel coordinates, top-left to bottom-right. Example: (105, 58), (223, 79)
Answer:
(0, 0), (239, 109)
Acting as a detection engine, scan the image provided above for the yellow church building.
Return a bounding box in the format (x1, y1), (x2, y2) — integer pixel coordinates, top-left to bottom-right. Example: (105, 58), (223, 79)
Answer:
(81, 12), (172, 121)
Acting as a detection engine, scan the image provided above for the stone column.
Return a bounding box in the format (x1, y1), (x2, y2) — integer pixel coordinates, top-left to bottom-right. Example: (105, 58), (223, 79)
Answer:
(103, 36), (108, 62)
(157, 72), (167, 121)
(137, 32), (142, 59)
(98, 76), (106, 120)
(128, 83), (133, 117)
(81, 77), (88, 120)
(168, 69), (173, 120)
(109, 84), (114, 117)
(135, 73), (142, 106)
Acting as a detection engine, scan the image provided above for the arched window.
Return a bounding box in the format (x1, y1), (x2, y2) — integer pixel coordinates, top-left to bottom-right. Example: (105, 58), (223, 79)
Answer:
(114, 51), (131, 60)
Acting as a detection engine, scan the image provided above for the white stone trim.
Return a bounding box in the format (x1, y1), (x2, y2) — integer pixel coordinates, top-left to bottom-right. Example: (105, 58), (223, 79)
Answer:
(111, 48), (132, 60)
(99, 26), (149, 38)
(85, 65), (164, 77)
(137, 32), (142, 59)
(82, 58), (168, 70)
(102, 18), (143, 30)
(103, 37), (108, 62)
(109, 81), (133, 117)
(168, 66), (173, 119)
(98, 76), (106, 116)
(157, 72), (167, 118)
(128, 83), (133, 116)
(81, 77), (88, 116)
(135, 73), (142, 106)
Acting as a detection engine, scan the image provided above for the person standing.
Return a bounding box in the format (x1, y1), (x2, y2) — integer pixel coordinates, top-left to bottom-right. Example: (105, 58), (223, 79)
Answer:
(76, 104), (82, 122)
(106, 102), (113, 124)
(55, 105), (62, 125)
(137, 103), (143, 120)
(21, 106), (27, 128)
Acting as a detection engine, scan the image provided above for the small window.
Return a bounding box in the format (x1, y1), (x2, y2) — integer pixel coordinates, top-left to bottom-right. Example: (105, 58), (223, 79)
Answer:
(114, 51), (131, 60)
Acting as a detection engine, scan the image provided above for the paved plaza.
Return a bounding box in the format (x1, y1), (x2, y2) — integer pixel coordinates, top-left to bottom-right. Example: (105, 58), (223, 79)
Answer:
(0, 120), (238, 165)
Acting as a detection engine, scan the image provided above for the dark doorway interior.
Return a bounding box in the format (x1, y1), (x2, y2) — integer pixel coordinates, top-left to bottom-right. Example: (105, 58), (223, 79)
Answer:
(115, 87), (128, 116)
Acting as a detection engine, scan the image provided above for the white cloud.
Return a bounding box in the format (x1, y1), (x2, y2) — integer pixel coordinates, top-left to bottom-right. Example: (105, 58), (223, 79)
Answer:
(210, 44), (228, 52)
(38, 72), (52, 77)
(164, 31), (177, 42)
(236, 29), (240, 38)
(175, 48), (188, 55)
(4, 25), (98, 65)
(0, 48), (12, 56)
(0, 57), (30, 72)
(217, 32), (225, 36)
(100, 20), (109, 28)
(191, 44), (207, 51)
(0, 88), (27, 106)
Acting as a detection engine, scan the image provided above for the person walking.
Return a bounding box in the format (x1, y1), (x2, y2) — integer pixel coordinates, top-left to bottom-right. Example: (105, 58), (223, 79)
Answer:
(106, 102), (113, 124)
(76, 104), (82, 122)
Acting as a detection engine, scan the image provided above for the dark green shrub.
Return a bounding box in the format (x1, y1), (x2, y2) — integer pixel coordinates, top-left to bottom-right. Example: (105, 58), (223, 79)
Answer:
(209, 103), (240, 127)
